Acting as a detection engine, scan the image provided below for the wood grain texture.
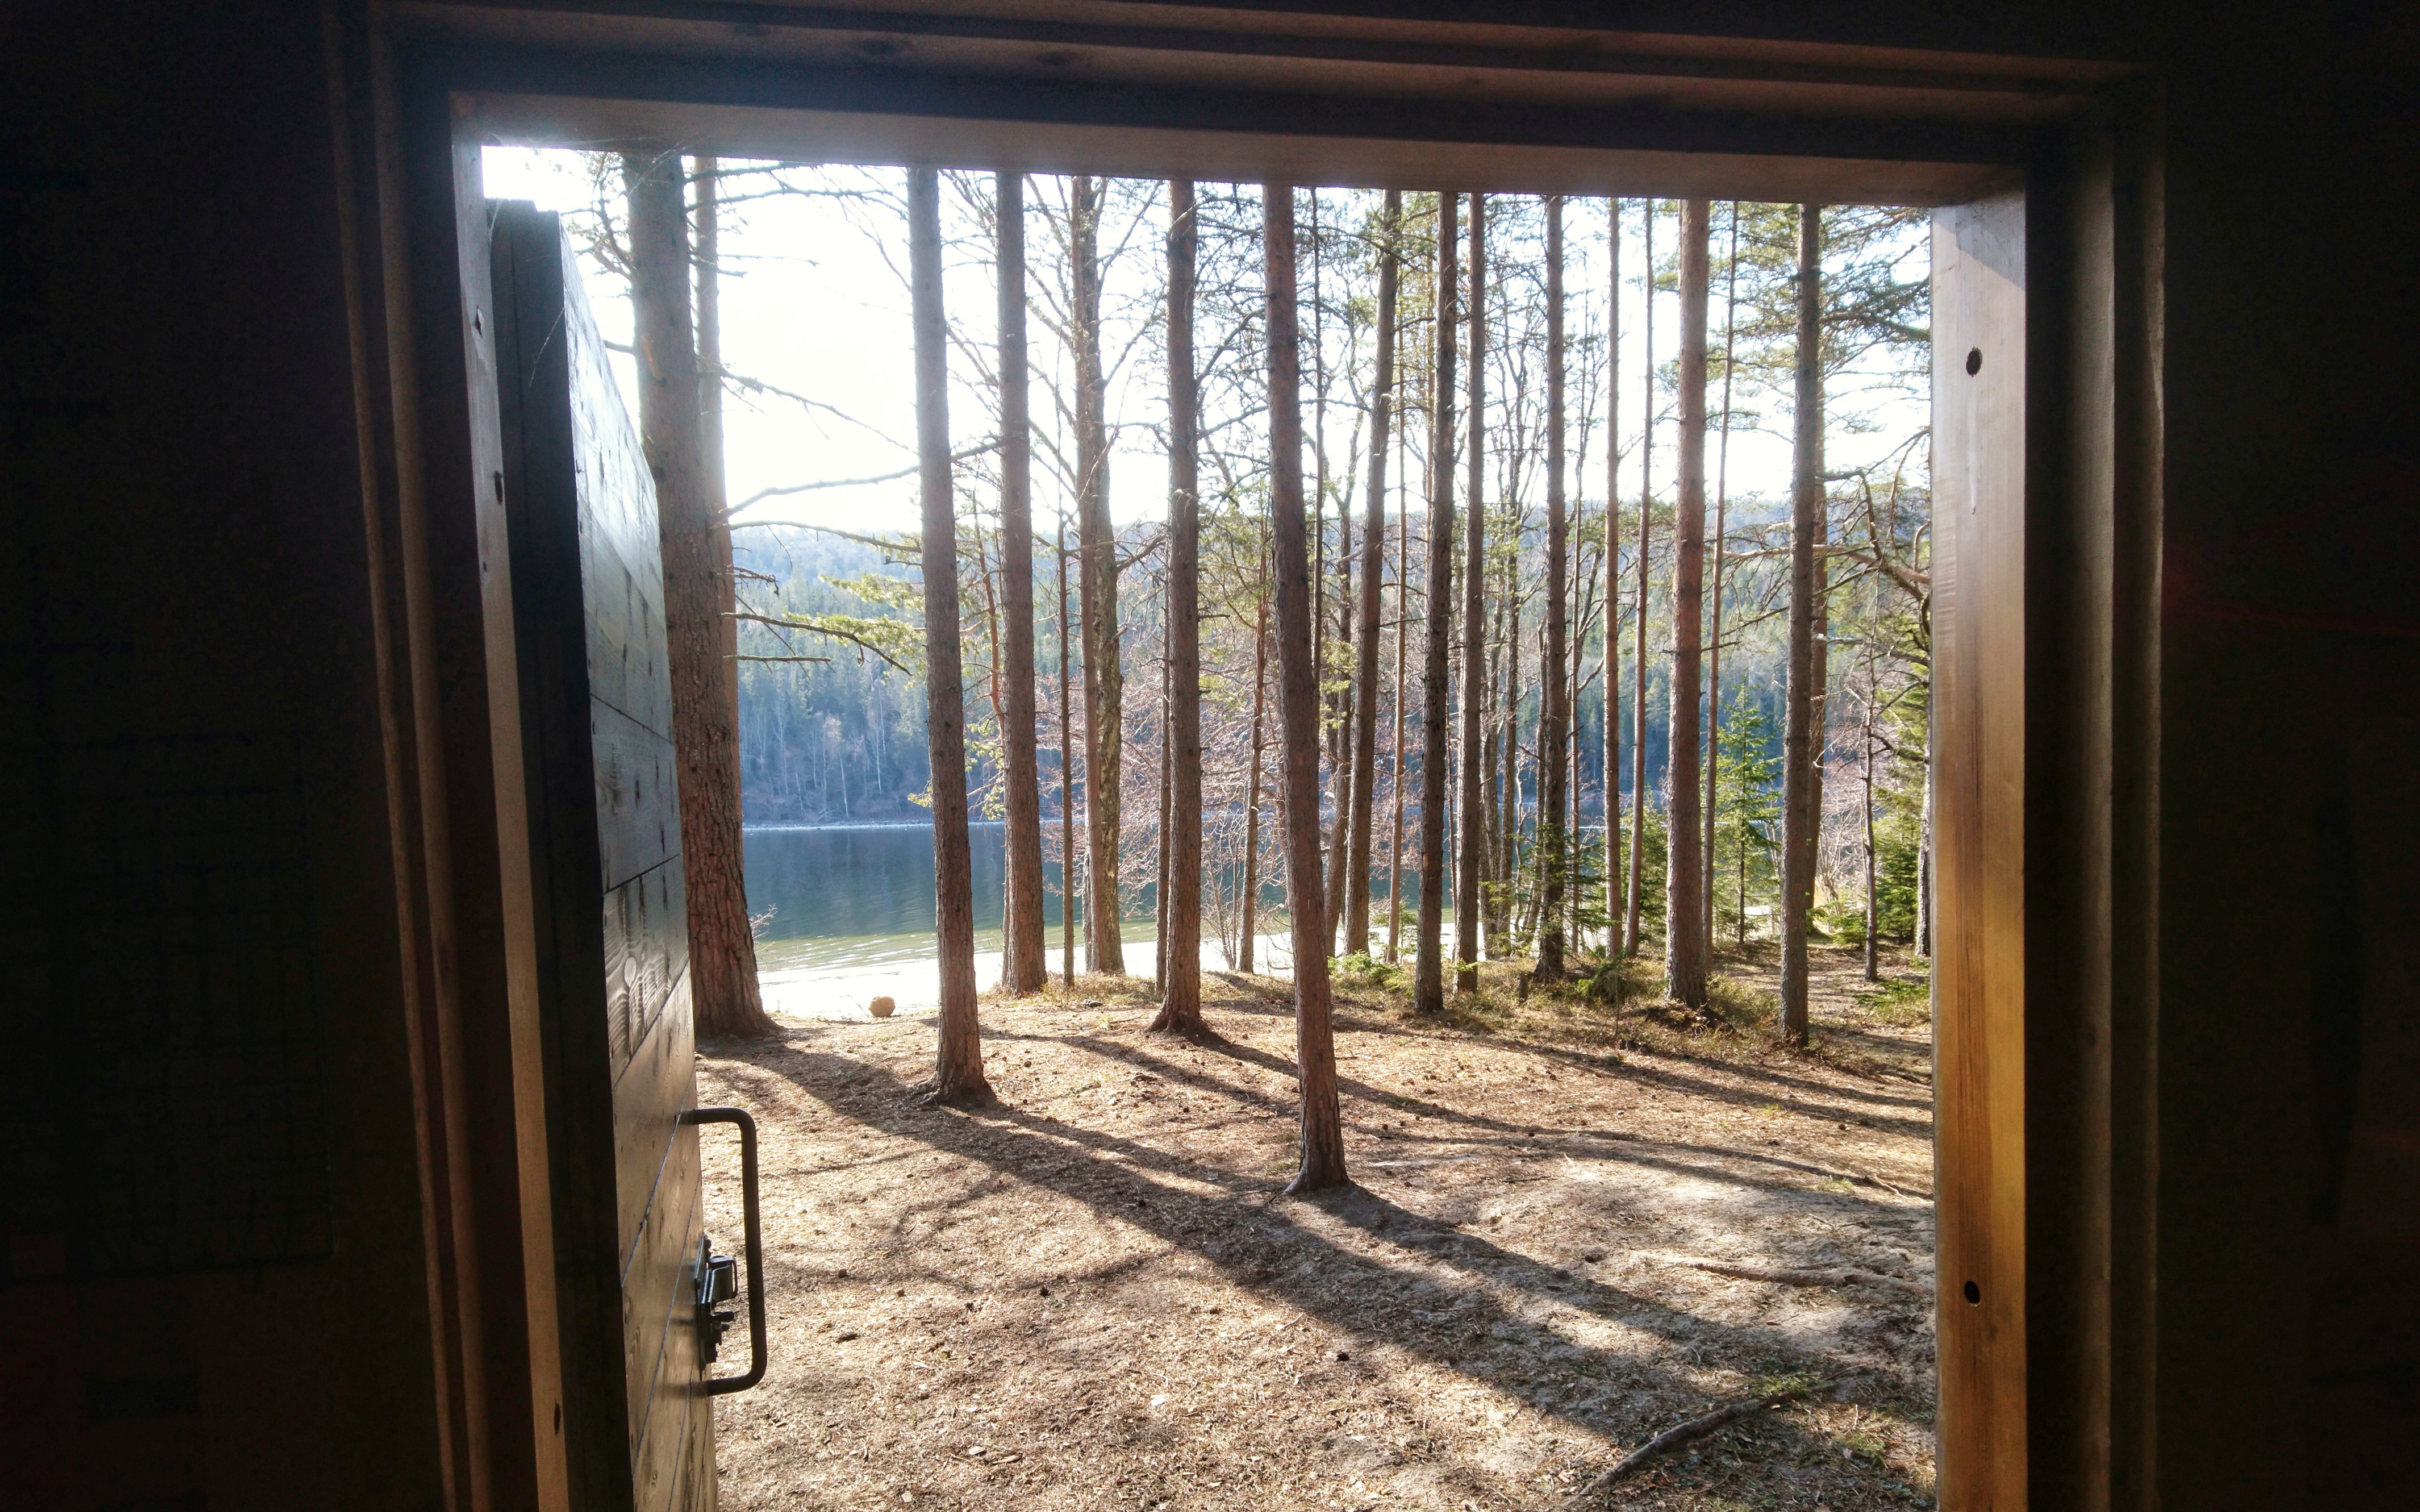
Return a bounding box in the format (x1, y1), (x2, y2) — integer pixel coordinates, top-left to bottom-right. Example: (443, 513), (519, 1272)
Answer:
(493, 203), (714, 1512)
(1931, 194), (2029, 1510)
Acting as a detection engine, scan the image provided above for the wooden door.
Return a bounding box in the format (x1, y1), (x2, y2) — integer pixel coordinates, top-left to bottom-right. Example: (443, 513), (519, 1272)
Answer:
(490, 202), (717, 1512)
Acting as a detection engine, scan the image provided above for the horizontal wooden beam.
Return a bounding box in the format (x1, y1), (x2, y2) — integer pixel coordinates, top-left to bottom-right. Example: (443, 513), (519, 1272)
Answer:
(469, 90), (2020, 204)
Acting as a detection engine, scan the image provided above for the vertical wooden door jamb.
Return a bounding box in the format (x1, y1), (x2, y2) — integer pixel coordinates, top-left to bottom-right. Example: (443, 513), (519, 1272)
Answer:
(1931, 188), (2029, 1512)
(386, 60), (573, 1511)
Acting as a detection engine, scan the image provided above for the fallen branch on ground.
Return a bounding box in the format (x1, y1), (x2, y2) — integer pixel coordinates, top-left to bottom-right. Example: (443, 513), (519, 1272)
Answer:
(1566, 1374), (1860, 1505)
(1680, 1259), (1930, 1297)
(1811, 1162), (1919, 1199)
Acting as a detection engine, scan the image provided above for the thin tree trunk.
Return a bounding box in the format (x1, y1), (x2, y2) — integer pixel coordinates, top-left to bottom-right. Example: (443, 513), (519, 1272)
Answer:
(1058, 518), (1078, 986)
(1455, 191), (1487, 996)
(1863, 645), (1880, 982)
(1150, 179), (1206, 1033)
(625, 150), (771, 1039)
(1491, 566), (1510, 943)
(1625, 200), (1654, 960)
(1780, 202), (1825, 1046)
(1603, 198), (1622, 956)
(1241, 577), (1269, 974)
(907, 167), (989, 1102)
(995, 172), (1047, 993)
(1663, 198), (1711, 1010)
(1917, 742), (1934, 956)
(1155, 617), (1170, 993)
(1324, 501), (1354, 949)
(1265, 184), (1348, 1193)
(1414, 192), (1460, 1016)
(1810, 498), (1832, 918)
(1072, 174), (1125, 975)
(1538, 196), (1571, 981)
(695, 156), (742, 805)
(1386, 444), (1411, 964)
(1703, 203), (1738, 956)
(1343, 190), (1400, 960)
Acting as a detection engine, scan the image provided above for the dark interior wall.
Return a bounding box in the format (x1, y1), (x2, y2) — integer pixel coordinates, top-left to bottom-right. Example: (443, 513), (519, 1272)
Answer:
(2148, 9), (2420, 1506)
(0, 2), (444, 1506)
(1, 2), (2414, 1508)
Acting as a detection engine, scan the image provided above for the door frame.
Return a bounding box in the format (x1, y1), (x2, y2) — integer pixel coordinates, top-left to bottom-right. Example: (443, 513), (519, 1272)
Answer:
(338, 9), (2163, 1506)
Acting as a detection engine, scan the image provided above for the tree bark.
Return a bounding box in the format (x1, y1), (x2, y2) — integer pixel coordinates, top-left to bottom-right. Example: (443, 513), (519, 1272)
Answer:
(1265, 184), (1349, 1192)
(1703, 203), (1739, 955)
(1780, 203), (1825, 1046)
(1149, 179), (1207, 1032)
(1537, 195), (1571, 981)
(1413, 192), (1459, 1016)
(995, 172), (1047, 993)
(1058, 518), (1078, 986)
(1155, 608), (1170, 994)
(1343, 190), (1399, 960)
(1498, 569), (1519, 952)
(1625, 199), (1653, 960)
(1240, 577), (1269, 974)
(907, 166), (991, 1102)
(1863, 644), (1880, 982)
(1071, 174), (1125, 976)
(1602, 198), (1621, 956)
(695, 157), (742, 805)
(1663, 198), (1711, 1010)
(1456, 191), (1487, 996)
(625, 151), (773, 1040)
(1386, 443), (1411, 964)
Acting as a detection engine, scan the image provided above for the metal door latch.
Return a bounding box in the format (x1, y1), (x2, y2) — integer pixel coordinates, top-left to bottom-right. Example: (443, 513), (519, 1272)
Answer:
(678, 1106), (767, 1393)
(694, 1235), (739, 1363)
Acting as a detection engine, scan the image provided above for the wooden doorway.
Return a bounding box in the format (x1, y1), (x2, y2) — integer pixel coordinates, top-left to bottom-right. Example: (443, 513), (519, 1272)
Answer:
(386, 17), (2157, 1507)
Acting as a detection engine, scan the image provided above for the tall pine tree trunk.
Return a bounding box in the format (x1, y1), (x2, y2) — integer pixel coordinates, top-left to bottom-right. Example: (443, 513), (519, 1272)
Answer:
(1387, 456), (1411, 963)
(625, 151), (771, 1039)
(1538, 196), (1571, 981)
(1780, 203), (1825, 1046)
(1863, 643), (1880, 982)
(1455, 192), (1487, 995)
(1265, 184), (1347, 1192)
(1240, 577), (1269, 974)
(1413, 192), (1460, 1016)
(1703, 203), (1739, 955)
(1058, 518), (1078, 985)
(1499, 580), (1519, 952)
(1663, 198), (1710, 1010)
(1154, 616), (1170, 993)
(1625, 199), (1654, 961)
(908, 167), (990, 1102)
(1344, 190), (1399, 960)
(695, 157), (741, 803)
(1150, 180), (1206, 1033)
(1602, 198), (1622, 956)
(1072, 175), (1125, 975)
(995, 173), (1047, 993)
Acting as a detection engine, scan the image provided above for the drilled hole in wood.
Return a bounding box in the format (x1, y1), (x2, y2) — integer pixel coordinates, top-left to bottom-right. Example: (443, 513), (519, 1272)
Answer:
(1965, 346), (1983, 375)
(1963, 1280), (1982, 1304)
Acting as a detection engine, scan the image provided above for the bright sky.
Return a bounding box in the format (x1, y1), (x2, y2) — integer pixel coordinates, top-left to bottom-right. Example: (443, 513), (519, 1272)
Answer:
(481, 148), (1926, 536)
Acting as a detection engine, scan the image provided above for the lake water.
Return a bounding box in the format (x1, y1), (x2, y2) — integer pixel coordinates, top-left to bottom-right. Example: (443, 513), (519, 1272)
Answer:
(741, 822), (1421, 973)
(746, 822), (1190, 973)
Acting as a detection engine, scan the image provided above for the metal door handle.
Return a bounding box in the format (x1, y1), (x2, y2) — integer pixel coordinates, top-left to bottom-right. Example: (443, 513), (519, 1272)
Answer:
(680, 1106), (766, 1394)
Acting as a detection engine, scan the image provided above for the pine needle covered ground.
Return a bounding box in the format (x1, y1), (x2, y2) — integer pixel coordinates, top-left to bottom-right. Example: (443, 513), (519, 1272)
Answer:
(698, 944), (1938, 1510)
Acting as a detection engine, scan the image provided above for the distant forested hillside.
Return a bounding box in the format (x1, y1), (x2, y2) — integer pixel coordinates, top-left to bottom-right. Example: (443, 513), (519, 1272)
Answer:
(736, 528), (940, 823)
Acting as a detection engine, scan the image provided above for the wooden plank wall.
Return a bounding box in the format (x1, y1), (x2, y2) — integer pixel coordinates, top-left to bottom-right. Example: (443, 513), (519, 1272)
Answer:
(492, 202), (712, 1512)
(1931, 194), (2030, 1510)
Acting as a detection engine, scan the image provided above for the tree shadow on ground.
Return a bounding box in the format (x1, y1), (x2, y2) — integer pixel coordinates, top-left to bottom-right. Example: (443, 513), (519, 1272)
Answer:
(711, 1027), (1931, 1462)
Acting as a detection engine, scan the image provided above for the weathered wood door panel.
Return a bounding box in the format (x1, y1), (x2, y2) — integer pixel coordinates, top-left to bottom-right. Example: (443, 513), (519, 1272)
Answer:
(492, 202), (716, 1512)
(1931, 194), (2028, 1510)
